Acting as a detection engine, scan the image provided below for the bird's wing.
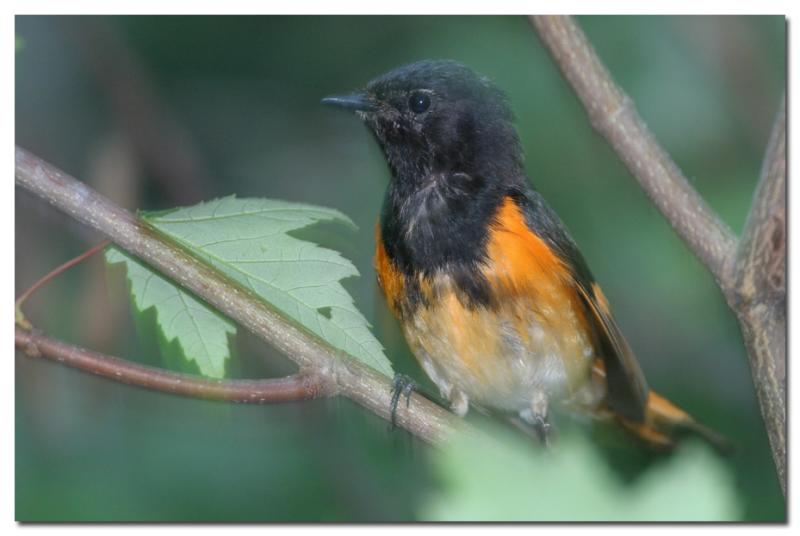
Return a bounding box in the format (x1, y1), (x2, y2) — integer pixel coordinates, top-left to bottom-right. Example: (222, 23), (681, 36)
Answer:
(513, 189), (649, 422)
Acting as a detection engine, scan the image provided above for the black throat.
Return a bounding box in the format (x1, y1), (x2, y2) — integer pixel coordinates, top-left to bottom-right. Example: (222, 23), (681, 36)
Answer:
(380, 172), (495, 273)
(379, 168), (522, 308)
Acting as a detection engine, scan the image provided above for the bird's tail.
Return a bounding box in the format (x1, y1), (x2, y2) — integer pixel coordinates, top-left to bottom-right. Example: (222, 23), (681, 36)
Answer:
(614, 391), (732, 455)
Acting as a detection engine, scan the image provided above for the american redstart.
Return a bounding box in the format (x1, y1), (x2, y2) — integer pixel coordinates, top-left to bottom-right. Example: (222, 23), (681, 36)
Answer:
(323, 59), (729, 452)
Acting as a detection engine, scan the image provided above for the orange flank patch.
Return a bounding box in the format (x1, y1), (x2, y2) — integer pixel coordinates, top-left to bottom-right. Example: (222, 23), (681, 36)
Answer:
(374, 224), (405, 314)
(485, 197), (570, 297)
(483, 197), (593, 392)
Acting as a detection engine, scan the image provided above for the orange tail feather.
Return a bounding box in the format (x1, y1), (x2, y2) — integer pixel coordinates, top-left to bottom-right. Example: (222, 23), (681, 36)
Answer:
(616, 391), (732, 454)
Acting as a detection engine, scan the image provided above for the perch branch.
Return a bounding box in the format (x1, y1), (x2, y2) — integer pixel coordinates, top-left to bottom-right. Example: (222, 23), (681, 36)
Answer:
(15, 146), (462, 445)
(530, 15), (738, 291)
(16, 326), (333, 403)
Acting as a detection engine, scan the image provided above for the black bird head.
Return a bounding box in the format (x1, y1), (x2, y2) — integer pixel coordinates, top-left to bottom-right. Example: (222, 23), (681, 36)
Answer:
(323, 60), (524, 186)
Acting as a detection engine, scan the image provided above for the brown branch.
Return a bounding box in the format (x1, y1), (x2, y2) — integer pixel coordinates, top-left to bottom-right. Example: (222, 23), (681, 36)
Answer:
(736, 96), (787, 304)
(16, 326), (331, 403)
(530, 15), (738, 291)
(16, 240), (110, 311)
(531, 16), (787, 495)
(15, 146), (462, 445)
(732, 96), (786, 494)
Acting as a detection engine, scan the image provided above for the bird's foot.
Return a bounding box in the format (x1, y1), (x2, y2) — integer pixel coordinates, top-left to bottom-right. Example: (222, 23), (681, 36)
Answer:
(519, 408), (554, 448)
(533, 415), (553, 448)
(390, 373), (417, 428)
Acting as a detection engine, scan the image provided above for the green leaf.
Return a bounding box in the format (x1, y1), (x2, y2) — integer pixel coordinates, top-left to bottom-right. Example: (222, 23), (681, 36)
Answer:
(142, 196), (393, 377)
(422, 424), (742, 521)
(106, 248), (236, 378)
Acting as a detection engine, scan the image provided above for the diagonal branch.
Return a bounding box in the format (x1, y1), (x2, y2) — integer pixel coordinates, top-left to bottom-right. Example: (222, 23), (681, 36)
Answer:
(530, 15), (738, 291)
(736, 96), (786, 304)
(531, 15), (786, 495)
(15, 145), (462, 445)
(732, 96), (786, 494)
(16, 326), (332, 403)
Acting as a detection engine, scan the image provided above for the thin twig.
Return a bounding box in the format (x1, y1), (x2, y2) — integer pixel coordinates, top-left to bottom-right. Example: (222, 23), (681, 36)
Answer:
(16, 240), (110, 310)
(14, 146), (462, 445)
(16, 326), (332, 403)
(530, 16), (738, 291)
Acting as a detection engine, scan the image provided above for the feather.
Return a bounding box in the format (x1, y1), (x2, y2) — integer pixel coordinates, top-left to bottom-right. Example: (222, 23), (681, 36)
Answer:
(513, 189), (650, 422)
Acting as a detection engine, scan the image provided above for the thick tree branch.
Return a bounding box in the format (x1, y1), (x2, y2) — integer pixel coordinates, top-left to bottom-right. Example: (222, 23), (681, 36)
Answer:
(531, 16), (786, 495)
(732, 97), (786, 494)
(530, 15), (738, 291)
(15, 146), (462, 445)
(16, 326), (332, 403)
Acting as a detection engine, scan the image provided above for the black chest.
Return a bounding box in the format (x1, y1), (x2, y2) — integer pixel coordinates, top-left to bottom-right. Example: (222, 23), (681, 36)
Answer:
(379, 173), (509, 308)
(381, 174), (496, 271)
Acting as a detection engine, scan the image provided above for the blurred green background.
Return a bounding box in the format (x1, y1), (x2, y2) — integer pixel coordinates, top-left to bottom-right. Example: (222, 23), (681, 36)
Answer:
(15, 15), (785, 521)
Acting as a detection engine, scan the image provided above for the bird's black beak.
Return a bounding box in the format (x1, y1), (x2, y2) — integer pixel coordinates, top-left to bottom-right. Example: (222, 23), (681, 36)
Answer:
(321, 92), (376, 112)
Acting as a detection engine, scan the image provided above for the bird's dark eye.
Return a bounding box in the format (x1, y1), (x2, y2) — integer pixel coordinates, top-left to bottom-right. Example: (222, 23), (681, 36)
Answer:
(408, 92), (431, 114)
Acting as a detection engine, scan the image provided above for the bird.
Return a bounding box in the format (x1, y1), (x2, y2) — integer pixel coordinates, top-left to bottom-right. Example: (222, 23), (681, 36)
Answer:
(322, 59), (729, 452)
